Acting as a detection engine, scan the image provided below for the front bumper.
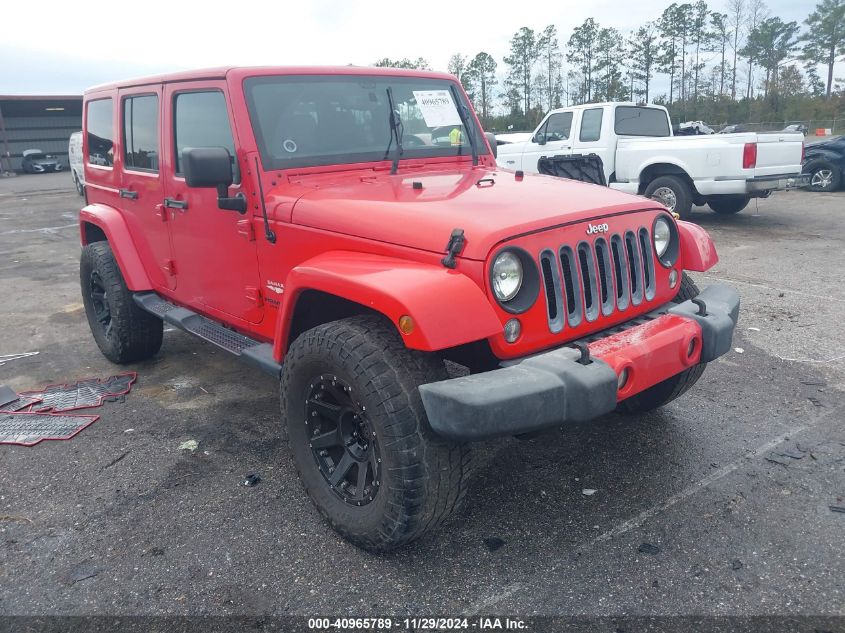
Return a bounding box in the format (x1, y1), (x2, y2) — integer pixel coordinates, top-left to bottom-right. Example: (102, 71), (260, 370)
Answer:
(419, 284), (740, 441)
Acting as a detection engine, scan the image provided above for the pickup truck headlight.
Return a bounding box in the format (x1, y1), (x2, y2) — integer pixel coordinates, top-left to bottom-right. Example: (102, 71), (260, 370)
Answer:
(652, 214), (680, 267)
(492, 251), (522, 302)
(489, 248), (540, 314)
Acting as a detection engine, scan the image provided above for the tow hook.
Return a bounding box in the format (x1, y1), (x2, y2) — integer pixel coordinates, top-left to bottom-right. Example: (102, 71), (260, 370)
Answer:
(573, 342), (592, 365)
(441, 228), (466, 269)
(691, 298), (708, 316)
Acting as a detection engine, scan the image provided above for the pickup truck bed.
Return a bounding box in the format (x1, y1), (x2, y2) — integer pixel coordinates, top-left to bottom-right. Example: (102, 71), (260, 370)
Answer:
(613, 131), (805, 197)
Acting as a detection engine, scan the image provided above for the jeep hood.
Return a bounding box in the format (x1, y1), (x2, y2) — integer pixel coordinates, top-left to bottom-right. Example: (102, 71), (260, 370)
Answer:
(288, 167), (659, 260)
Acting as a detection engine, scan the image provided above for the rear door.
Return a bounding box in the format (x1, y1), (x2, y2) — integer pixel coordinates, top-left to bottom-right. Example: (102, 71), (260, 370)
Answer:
(162, 81), (263, 324)
(571, 107), (612, 182)
(117, 85), (175, 290)
(521, 111), (574, 173)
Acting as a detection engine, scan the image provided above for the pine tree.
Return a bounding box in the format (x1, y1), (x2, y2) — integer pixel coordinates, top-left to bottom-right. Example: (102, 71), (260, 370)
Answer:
(465, 52), (498, 125)
(567, 18), (601, 102)
(629, 23), (660, 102)
(503, 27), (539, 115)
(800, 0), (845, 98)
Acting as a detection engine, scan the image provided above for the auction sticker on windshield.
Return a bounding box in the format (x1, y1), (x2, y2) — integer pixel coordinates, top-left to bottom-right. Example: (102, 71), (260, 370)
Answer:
(413, 90), (461, 127)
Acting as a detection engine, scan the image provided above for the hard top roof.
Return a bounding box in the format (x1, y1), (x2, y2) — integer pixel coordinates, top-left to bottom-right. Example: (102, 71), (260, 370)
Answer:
(85, 66), (457, 94)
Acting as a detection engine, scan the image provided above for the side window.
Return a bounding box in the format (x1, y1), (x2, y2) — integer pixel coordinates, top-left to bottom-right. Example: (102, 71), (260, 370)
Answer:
(579, 108), (603, 143)
(533, 120), (548, 144)
(545, 112), (573, 142)
(123, 95), (159, 172)
(86, 98), (114, 167)
(174, 91), (239, 183)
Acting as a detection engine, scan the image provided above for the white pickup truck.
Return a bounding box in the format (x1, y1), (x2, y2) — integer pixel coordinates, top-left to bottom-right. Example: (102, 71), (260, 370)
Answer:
(496, 102), (808, 218)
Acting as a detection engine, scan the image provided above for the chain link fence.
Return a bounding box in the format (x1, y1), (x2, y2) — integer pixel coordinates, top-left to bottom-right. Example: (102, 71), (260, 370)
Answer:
(719, 119), (843, 137)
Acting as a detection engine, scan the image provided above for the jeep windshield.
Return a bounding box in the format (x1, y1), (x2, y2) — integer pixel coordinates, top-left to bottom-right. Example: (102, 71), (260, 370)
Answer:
(244, 74), (485, 170)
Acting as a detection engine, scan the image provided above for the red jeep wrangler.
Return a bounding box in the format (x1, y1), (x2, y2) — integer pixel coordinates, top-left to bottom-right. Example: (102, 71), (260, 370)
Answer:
(79, 67), (739, 550)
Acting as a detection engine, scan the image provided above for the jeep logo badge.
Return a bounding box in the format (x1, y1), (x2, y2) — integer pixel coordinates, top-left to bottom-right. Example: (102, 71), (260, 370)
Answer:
(586, 223), (609, 235)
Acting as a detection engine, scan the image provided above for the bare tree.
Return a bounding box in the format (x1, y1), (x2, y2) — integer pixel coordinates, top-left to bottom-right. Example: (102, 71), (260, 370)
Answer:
(710, 12), (731, 96)
(727, 0), (746, 99)
(537, 25), (562, 111)
(447, 54), (467, 81)
(744, 0), (769, 99)
(690, 0), (712, 101)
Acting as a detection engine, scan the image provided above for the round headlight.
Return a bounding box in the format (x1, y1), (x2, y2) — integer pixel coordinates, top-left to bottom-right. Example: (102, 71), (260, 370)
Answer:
(492, 251), (523, 302)
(653, 217), (672, 258)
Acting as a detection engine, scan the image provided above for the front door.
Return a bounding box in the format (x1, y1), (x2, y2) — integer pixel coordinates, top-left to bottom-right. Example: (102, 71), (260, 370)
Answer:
(162, 81), (263, 324)
(522, 111), (574, 173)
(117, 85), (175, 290)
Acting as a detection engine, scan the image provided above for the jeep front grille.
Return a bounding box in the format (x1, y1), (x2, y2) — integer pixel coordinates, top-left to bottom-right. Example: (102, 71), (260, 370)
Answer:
(539, 227), (656, 332)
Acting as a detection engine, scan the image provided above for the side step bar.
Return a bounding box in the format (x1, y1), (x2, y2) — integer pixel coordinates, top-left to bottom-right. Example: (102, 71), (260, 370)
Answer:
(133, 292), (282, 378)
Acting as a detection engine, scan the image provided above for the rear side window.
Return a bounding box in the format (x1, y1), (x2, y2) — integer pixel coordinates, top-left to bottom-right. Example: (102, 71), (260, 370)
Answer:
(86, 98), (114, 167)
(123, 95), (159, 172)
(579, 108), (603, 143)
(614, 106), (671, 137)
(173, 91), (239, 183)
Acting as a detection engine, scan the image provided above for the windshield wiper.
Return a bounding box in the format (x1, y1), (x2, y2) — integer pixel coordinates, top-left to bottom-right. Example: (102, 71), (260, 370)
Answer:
(450, 84), (478, 166)
(383, 87), (404, 175)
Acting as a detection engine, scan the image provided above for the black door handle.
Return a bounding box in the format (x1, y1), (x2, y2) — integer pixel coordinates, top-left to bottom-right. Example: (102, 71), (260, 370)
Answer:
(119, 189), (138, 199)
(163, 197), (188, 210)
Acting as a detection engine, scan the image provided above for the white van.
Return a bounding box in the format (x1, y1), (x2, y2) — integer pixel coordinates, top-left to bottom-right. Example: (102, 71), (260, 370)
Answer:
(68, 131), (85, 196)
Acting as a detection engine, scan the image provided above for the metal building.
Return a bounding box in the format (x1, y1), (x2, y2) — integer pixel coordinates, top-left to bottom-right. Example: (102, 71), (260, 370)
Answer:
(0, 96), (82, 172)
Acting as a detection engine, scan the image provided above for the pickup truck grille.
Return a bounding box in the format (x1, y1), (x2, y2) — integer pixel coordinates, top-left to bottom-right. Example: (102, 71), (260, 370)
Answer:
(538, 228), (656, 333)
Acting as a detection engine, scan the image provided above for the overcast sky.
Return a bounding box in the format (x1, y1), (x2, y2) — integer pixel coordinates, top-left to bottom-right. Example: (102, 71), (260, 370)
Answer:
(1, 0), (836, 101)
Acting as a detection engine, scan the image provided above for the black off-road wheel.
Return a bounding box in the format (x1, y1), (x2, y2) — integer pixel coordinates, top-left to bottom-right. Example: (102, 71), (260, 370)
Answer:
(644, 175), (694, 219)
(80, 242), (163, 363)
(281, 315), (473, 551)
(708, 195), (750, 215)
(618, 273), (706, 414)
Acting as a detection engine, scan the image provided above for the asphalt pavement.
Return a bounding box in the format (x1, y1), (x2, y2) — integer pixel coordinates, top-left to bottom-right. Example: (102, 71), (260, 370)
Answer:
(0, 172), (843, 618)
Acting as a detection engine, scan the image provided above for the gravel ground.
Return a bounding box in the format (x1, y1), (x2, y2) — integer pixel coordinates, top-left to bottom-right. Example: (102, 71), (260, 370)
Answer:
(0, 172), (843, 618)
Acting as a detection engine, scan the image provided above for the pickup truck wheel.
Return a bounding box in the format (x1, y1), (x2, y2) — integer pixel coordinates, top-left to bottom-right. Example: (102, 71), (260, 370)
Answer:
(617, 273), (706, 414)
(281, 315), (473, 551)
(644, 175), (693, 219)
(708, 195), (750, 214)
(80, 242), (163, 363)
(805, 161), (840, 192)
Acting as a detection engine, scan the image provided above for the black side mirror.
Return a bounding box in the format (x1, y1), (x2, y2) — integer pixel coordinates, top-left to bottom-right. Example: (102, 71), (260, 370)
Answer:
(182, 147), (246, 214)
(484, 132), (497, 159)
(533, 133), (546, 146)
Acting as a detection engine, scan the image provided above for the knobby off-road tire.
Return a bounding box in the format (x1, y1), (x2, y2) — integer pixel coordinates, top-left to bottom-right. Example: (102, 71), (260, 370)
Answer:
(708, 195), (750, 215)
(618, 272), (706, 414)
(80, 242), (163, 363)
(644, 175), (694, 219)
(281, 315), (473, 551)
